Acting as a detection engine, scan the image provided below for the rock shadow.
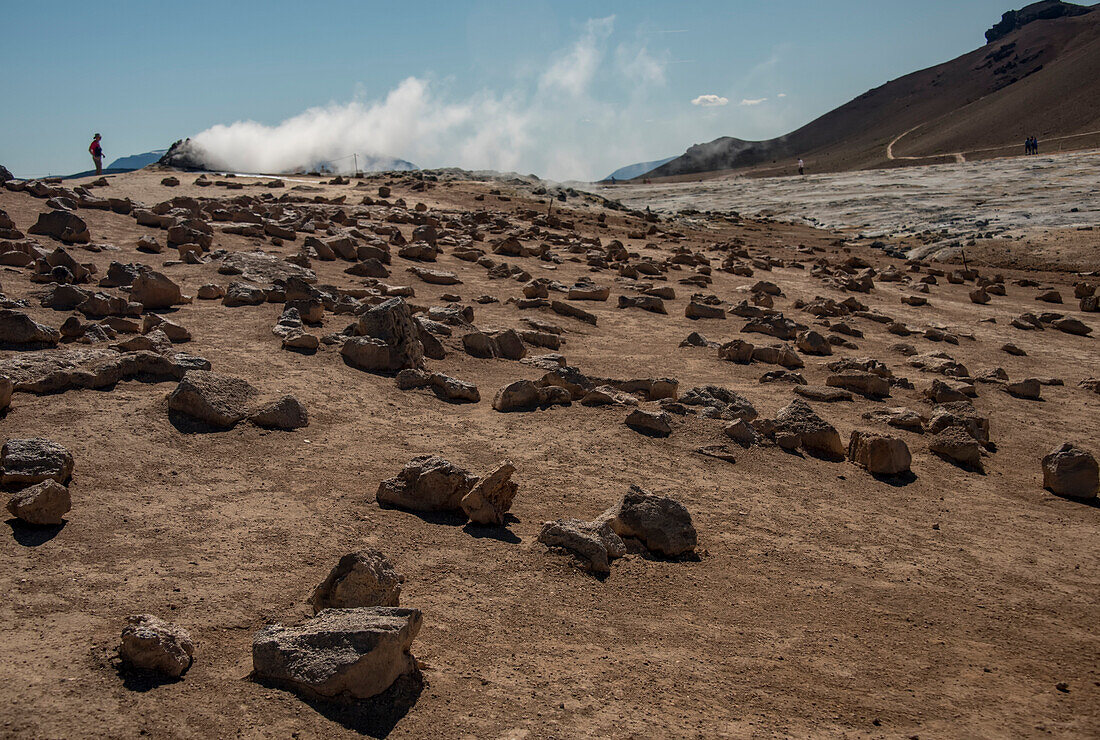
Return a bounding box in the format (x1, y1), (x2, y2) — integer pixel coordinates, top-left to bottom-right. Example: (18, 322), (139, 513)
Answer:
(0, 341), (58, 352)
(1048, 490), (1100, 508)
(428, 387), (477, 405)
(258, 667), (423, 738)
(462, 515), (522, 544)
(167, 410), (231, 435)
(340, 358), (399, 378)
(932, 452), (985, 475)
(625, 426), (671, 439)
(802, 448), (845, 463)
(494, 402), (573, 413)
(115, 662), (186, 692)
(623, 537), (702, 564)
(376, 505), (468, 528)
(6, 518), (66, 546)
(871, 470), (918, 487)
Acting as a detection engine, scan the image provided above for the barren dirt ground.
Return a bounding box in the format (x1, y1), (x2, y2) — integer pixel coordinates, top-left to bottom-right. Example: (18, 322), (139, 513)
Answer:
(1, 168), (1098, 739)
(590, 149), (1100, 272)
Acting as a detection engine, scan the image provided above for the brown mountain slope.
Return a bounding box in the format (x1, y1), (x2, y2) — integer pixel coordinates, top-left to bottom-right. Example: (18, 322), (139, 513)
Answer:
(647, 2), (1100, 180)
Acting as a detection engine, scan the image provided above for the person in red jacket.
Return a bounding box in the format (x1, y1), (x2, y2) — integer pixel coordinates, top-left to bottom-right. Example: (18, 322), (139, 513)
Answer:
(89, 133), (104, 175)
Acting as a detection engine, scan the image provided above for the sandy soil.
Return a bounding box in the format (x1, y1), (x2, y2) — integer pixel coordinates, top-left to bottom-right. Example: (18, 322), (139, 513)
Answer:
(1, 168), (1098, 739)
(588, 149), (1100, 272)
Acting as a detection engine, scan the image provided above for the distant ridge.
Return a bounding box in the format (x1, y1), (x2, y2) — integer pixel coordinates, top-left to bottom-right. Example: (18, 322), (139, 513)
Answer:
(648, 2), (1100, 180)
(106, 150), (167, 171)
(602, 156), (676, 182)
(986, 0), (1093, 42)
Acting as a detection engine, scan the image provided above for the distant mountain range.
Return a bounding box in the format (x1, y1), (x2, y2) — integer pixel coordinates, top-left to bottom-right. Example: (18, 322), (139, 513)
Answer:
(646, 1), (1100, 180)
(601, 156), (676, 182)
(58, 149), (167, 179)
(106, 150), (167, 171)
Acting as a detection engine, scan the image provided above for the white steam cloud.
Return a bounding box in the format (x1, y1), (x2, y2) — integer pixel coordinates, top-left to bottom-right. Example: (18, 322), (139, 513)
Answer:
(691, 94), (729, 107)
(188, 17), (683, 181)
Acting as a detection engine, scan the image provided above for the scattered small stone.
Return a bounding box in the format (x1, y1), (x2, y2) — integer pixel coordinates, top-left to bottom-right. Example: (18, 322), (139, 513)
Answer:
(252, 607), (422, 701)
(6, 480), (71, 525)
(624, 409), (672, 437)
(597, 485), (697, 557)
(119, 615), (194, 678)
(1, 438), (74, 484)
(794, 385), (852, 402)
(1003, 378), (1041, 400)
(492, 379), (570, 412)
(167, 370), (259, 428)
(250, 395), (309, 430)
(929, 427), (983, 470)
(460, 461), (518, 525)
(1042, 443), (1098, 500)
(772, 399), (844, 458)
(309, 551), (404, 611)
(376, 455), (477, 512)
(848, 430), (912, 475)
(539, 518), (625, 574)
(863, 407), (925, 433)
(724, 418), (763, 447)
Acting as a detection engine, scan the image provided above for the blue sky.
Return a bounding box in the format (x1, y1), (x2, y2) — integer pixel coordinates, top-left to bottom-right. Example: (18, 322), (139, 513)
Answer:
(1, 0), (1018, 179)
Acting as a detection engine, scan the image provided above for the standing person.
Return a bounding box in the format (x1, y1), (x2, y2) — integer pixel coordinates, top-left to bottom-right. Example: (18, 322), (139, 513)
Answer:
(798, 158), (805, 176)
(89, 133), (104, 174)
(1033, 136), (1039, 155)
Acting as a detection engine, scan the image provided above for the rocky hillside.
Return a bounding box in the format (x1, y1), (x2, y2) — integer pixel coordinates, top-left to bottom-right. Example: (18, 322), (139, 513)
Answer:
(647, 2), (1100, 179)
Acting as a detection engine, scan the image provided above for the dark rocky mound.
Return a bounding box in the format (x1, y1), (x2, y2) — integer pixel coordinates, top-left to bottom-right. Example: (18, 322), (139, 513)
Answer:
(158, 139), (209, 171)
(0, 165), (13, 183)
(986, 1), (1093, 44)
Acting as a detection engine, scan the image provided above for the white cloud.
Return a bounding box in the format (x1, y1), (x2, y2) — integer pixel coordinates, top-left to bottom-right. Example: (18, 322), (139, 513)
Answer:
(615, 43), (666, 86)
(539, 16), (614, 97)
(777, 93), (787, 98)
(691, 94), (729, 107)
(740, 97), (768, 106)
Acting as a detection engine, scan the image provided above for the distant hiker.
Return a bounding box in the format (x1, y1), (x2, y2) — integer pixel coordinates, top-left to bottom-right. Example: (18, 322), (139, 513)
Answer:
(1024, 137), (1034, 155)
(798, 158), (805, 176)
(89, 133), (104, 175)
(1032, 136), (1039, 155)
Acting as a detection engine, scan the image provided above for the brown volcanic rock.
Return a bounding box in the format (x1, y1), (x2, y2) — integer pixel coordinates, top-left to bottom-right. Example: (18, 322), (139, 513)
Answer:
(119, 615), (195, 678)
(252, 607), (422, 701)
(167, 370), (259, 428)
(1, 438), (74, 485)
(1042, 442), (1098, 499)
(376, 455), (477, 512)
(27, 210), (90, 243)
(847, 430), (912, 476)
(309, 551), (404, 611)
(7, 480), (71, 525)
